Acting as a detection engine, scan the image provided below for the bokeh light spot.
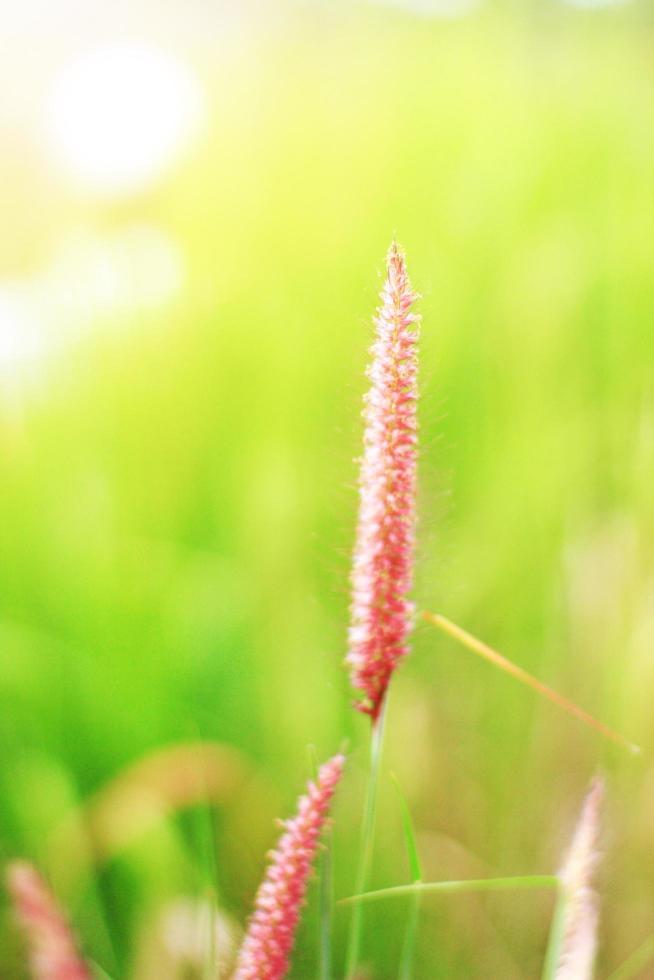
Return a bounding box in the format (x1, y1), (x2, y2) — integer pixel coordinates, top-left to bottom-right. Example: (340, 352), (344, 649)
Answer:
(45, 42), (206, 197)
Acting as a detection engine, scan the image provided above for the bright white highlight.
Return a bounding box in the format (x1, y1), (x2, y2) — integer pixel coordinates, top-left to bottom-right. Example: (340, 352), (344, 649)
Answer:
(46, 43), (206, 196)
(369, 0), (481, 16)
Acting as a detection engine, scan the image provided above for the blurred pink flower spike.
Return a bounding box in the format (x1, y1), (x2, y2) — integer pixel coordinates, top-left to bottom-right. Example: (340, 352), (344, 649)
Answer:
(347, 241), (420, 724)
(555, 777), (604, 980)
(6, 861), (91, 980)
(232, 753), (345, 980)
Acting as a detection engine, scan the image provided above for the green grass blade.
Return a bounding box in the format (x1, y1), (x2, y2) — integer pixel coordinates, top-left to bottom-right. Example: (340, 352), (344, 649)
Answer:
(606, 934), (654, 980)
(390, 773), (423, 883)
(340, 874), (559, 905)
(391, 773), (423, 980)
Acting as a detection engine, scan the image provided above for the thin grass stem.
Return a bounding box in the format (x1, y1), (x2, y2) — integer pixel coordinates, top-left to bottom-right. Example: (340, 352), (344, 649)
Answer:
(399, 890), (421, 980)
(344, 701), (388, 979)
(340, 875), (559, 906)
(423, 612), (639, 754)
(541, 884), (569, 980)
(319, 827), (334, 980)
(307, 747), (335, 980)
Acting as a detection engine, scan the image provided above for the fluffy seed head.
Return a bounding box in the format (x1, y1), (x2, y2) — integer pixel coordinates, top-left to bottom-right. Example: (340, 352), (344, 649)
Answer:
(232, 753), (345, 980)
(6, 861), (91, 980)
(347, 242), (420, 721)
(555, 777), (604, 980)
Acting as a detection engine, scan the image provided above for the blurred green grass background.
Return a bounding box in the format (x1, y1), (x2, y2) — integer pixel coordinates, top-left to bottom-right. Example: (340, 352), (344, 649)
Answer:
(1, 1), (654, 976)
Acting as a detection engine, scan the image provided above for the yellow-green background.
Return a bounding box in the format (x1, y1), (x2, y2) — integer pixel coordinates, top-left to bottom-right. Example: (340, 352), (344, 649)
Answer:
(1, 1), (653, 976)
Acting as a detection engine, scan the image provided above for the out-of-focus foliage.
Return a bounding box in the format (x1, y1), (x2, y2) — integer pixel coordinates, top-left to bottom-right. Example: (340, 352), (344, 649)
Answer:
(1, 1), (653, 976)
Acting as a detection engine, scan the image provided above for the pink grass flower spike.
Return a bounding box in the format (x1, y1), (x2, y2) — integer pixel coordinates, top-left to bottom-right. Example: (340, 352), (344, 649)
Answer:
(347, 242), (420, 722)
(554, 777), (604, 980)
(232, 753), (345, 980)
(6, 861), (91, 980)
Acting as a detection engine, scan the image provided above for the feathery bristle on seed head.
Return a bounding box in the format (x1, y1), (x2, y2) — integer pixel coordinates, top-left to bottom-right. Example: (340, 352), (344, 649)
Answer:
(6, 861), (91, 980)
(555, 777), (604, 980)
(347, 242), (420, 723)
(232, 753), (345, 980)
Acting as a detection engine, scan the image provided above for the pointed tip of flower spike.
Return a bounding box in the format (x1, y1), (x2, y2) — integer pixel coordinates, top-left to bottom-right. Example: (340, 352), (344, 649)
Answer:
(387, 237), (402, 263)
(559, 776), (604, 890)
(386, 239), (408, 277)
(6, 860), (91, 980)
(232, 753), (345, 980)
(346, 243), (420, 722)
(554, 776), (605, 980)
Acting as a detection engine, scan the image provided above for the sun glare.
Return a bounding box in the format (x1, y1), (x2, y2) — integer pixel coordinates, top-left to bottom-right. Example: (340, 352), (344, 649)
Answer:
(46, 42), (206, 197)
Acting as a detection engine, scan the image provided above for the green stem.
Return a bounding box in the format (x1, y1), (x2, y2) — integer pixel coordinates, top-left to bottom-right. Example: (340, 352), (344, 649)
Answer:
(319, 827), (333, 980)
(344, 701), (388, 979)
(606, 934), (654, 980)
(340, 875), (559, 906)
(398, 885), (421, 980)
(541, 883), (569, 980)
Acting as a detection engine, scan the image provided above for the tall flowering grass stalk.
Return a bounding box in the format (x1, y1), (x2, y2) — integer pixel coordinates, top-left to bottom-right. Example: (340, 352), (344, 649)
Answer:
(542, 777), (604, 980)
(6, 861), (91, 980)
(232, 753), (345, 980)
(345, 242), (419, 979)
(347, 240), (420, 723)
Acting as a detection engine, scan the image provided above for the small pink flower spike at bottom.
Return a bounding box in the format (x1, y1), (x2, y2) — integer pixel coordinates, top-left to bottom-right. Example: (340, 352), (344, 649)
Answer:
(555, 777), (604, 980)
(347, 242), (420, 723)
(232, 753), (345, 980)
(6, 861), (91, 980)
